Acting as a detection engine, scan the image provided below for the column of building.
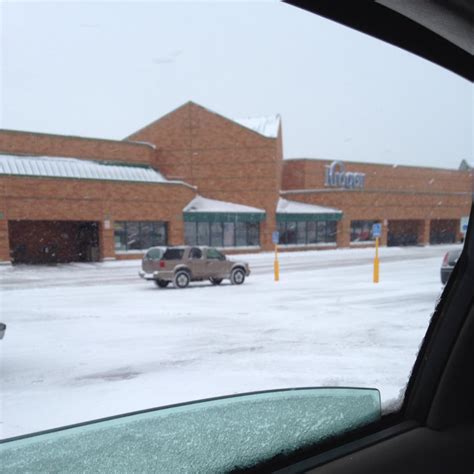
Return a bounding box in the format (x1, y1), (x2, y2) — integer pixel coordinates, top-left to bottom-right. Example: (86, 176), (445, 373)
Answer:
(0, 218), (10, 264)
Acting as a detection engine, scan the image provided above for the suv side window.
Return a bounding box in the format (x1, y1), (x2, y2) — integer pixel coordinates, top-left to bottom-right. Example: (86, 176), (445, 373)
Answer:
(207, 248), (224, 260)
(189, 247), (203, 259)
(162, 248), (185, 260)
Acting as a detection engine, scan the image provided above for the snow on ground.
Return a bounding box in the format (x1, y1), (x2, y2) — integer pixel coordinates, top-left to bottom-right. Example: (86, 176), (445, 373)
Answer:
(0, 245), (460, 438)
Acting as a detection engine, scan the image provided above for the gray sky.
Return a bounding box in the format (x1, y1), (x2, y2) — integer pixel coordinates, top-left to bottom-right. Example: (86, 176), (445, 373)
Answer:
(1, 1), (472, 168)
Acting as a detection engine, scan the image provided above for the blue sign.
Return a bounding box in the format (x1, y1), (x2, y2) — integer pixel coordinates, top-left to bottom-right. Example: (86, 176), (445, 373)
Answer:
(272, 231), (280, 244)
(372, 223), (382, 238)
(460, 217), (469, 234)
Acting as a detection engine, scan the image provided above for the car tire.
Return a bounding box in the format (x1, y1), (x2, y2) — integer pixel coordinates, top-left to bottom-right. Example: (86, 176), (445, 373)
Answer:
(210, 278), (223, 285)
(173, 270), (190, 289)
(230, 268), (245, 285)
(155, 279), (169, 288)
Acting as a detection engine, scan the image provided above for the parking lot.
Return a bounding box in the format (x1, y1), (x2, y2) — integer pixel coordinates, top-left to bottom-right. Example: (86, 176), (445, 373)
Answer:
(0, 244), (458, 438)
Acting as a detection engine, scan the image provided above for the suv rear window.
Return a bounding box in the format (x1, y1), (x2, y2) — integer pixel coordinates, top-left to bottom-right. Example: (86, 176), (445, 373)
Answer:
(145, 248), (163, 261)
(162, 248), (185, 260)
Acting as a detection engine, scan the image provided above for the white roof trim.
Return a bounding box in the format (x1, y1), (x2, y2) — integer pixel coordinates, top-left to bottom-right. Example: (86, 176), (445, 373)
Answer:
(233, 115), (280, 138)
(0, 154), (168, 183)
(277, 197), (342, 214)
(183, 195), (265, 214)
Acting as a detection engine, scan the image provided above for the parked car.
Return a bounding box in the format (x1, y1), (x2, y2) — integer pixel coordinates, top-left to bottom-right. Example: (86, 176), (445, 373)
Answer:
(0, 322), (6, 340)
(441, 248), (462, 284)
(139, 246), (250, 288)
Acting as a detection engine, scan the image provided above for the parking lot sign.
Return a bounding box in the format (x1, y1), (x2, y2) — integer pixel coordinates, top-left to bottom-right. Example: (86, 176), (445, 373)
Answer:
(272, 231), (280, 244)
(372, 223), (382, 238)
(460, 216), (469, 235)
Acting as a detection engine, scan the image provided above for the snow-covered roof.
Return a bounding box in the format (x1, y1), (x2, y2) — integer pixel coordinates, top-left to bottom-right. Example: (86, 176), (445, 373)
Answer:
(277, 198), (342, 215)
(184, 196), (265, 214)
(0, 154), (168, 183)
(233, 115), (280, 138)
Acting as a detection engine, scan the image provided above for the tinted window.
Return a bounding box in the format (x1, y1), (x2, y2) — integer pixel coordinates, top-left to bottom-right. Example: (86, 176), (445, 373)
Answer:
(162, 248), (184, 260)
(145, 248), (163, 261)
(114, 221), (167, 251)
(189, 247), (203, 259)
(207, 248), (224, 260)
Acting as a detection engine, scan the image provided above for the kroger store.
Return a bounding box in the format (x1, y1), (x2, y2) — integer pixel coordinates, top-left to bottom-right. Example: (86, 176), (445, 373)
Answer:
(0, 101), (472, 264)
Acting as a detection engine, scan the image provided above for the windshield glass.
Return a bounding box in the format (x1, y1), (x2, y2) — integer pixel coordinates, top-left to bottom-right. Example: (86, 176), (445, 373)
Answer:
(0, 0), (472, 463)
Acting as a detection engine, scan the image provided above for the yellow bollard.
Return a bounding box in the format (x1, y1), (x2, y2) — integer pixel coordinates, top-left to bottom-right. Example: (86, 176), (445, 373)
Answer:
(274, 244), (279, 281)
(373, 237), (380, 283)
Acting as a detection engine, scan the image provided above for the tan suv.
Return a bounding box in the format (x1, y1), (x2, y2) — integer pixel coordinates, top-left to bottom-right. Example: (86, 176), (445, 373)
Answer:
(139, 246), (251, 288)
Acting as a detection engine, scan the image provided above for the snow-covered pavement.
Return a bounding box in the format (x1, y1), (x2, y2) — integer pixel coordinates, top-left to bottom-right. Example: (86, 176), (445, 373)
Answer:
(0, 245), (459, 438)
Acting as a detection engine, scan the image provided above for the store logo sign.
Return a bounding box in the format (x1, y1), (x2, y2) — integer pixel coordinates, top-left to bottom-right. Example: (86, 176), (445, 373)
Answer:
(324, 161), (365, 189)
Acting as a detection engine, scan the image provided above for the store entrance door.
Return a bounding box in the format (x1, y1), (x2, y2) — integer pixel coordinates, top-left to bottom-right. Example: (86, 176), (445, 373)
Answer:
(430, 219), (457, 244)
(8, 220), (100, 264)
(387, 220), (421, 247)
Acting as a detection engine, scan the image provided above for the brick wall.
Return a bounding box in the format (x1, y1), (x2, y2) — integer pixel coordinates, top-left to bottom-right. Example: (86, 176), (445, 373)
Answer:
(128, 101), (283, 250)
(1, 106), (471, 261)
(0, 129), (154, 165)
(0, 176), (196, 262)
(283, 159), (474, 194)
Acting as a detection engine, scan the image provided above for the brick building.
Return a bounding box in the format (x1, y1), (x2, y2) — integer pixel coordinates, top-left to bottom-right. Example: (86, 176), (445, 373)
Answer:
(0, 101), (472, 264)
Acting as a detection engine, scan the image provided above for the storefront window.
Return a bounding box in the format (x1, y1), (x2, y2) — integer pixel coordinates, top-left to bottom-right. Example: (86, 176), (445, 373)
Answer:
(126, 222), (140, 250)
(235, 222), (247, 247)
(114, 221), (167, 251)
(184, 222), (196, 246)
(197, 222), (210, 246)
(307, 221), (317, 244)
(114, 222), (126, 250)
(297, 222), (307, 244)
(210, 222), (223, 247)
(279, 220), (337, 245)
(223, 222), (235, 247)
(327, 221), (337, 243)
(247, 223), (259, 246)
(351, 220), (378, 242)
(184, 221), (260, 247)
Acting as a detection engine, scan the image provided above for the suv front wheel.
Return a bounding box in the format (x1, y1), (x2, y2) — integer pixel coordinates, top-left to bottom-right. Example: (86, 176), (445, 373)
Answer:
(174, 270), (190, 289)
(230, 268), (245, 285)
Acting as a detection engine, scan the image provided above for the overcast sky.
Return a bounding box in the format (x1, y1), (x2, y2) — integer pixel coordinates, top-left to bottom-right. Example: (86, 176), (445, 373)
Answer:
(1, 1), (472, 169)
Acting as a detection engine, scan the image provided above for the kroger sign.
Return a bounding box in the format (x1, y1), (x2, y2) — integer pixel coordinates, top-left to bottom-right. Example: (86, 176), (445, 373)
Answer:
(324, 161), (366, 189)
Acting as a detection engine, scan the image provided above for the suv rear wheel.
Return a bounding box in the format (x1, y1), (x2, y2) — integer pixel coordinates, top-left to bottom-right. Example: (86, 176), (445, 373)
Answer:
(174, 270), (190, 289)
(155, 279), (169, 288)
(230, 268), (245, 285)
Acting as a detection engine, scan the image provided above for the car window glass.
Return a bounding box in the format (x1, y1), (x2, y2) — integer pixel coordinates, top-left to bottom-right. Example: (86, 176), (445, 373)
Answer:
(145, 248), (162, 261)
(0, 388), (380, 472)
(189, 247), (202, 259)
(162, 248), (184, 260)
(1, 0), (471, 465)
(207, 248), (223, 260)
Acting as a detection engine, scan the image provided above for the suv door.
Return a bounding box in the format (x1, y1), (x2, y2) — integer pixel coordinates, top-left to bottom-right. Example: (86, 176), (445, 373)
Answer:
(188, 247), (207, 279)
(205, 248), (226, 278)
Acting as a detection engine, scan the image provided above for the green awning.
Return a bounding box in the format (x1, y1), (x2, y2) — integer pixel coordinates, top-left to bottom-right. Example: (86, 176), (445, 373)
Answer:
(276, 212), (342, 222)
(183, 196), (266, 223)
(184, 212), (266, 223)
(277, 198), (342, 222)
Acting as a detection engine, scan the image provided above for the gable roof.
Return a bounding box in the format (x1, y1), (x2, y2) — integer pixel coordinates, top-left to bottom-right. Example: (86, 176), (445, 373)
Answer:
(277, 197), (342, 215)
(277, 198), (343, 222)
(184, 195), (265, 214)
(233, 115), (281, 138)
(127, 101), (280, 141)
